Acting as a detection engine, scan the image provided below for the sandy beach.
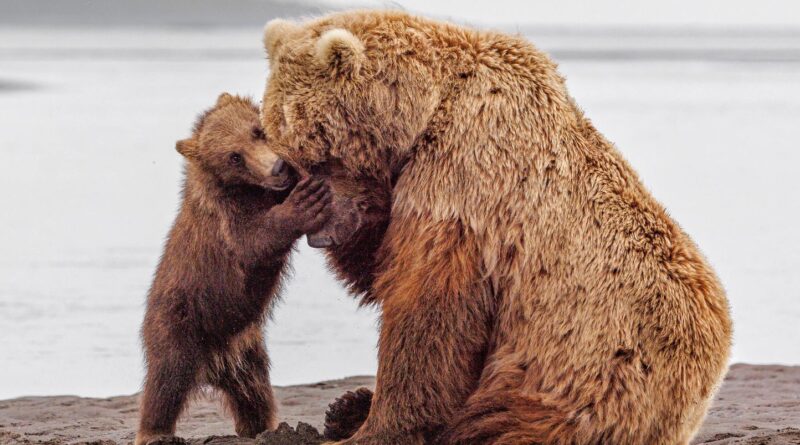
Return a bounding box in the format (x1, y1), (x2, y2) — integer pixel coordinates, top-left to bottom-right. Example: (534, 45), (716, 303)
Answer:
(1, 364), (798, 444)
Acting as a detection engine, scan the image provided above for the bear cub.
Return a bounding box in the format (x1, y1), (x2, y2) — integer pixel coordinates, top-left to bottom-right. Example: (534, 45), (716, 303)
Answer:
(136, 93), (332, 445)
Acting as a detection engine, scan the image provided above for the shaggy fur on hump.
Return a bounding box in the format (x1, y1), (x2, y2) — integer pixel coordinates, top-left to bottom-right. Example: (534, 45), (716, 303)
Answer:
(261, 10), (732, 445)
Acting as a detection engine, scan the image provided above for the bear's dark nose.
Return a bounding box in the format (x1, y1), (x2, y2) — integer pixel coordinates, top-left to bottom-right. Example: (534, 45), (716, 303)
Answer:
(271, 159), (287, 176)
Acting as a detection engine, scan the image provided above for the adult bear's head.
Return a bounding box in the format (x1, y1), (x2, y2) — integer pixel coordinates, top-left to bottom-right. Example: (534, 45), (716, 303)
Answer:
(261, 11), (571, 250)
(260, 11), (463, 247)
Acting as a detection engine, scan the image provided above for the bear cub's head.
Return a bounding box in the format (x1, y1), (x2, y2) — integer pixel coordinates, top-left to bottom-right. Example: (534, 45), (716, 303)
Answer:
(177, 93), (296, 192)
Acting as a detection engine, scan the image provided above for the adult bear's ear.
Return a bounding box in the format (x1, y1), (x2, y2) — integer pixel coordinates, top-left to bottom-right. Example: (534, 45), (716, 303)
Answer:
(263, 18), (300, 61)
(175, 139), (198, 158)
(315, 28), (365, 77)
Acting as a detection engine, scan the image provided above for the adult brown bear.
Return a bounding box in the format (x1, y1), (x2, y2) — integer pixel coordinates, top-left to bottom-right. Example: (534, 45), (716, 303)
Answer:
(261, 11), (732, 445)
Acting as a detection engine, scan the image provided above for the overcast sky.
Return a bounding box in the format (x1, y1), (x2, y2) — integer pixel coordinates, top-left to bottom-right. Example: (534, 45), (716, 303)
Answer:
(327, 0), (800, 27)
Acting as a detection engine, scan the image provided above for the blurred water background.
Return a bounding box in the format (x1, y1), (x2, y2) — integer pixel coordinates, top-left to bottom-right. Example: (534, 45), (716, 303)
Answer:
(0, 0), (799, 398)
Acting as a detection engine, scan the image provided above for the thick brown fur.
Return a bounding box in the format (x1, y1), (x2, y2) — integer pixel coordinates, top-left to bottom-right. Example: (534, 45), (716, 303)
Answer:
(136, 94), (332, 445)
(304, 162), (393, 304)
(262, 11), (732, 445)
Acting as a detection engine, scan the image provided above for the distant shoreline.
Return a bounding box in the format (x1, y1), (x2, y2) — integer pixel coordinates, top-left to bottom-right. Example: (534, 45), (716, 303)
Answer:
(1, 26), (799, 63)
(2, 0), (800, 36)
(1, 365), (798, 444)
(4, 0), (800, 66)
(2, 48), (795, 63)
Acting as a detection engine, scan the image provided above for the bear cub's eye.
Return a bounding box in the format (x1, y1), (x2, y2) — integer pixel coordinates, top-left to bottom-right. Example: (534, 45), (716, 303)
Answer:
(229, 152), (243, 166)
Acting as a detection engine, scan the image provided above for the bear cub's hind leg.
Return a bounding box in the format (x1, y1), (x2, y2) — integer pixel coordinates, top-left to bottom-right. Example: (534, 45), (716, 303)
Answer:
(136, 349), (199, 445)
(209, 332), (276, 438)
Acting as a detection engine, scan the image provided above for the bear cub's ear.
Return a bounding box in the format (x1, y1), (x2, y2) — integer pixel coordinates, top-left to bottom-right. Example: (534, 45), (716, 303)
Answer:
(216, 92), (236, 107)
(175, 139), (198, 158)
(315, 28), (365, 76)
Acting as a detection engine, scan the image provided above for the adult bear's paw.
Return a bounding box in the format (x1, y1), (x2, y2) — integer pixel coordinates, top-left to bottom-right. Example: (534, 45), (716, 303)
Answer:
(324, 387), (373, 441)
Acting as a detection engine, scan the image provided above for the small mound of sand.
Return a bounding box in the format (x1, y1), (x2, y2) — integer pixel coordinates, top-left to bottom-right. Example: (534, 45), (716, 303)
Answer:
(258, 423), (324, 445)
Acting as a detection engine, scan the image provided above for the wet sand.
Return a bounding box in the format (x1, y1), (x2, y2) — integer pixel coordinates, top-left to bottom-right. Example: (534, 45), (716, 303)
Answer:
(1, 365), (798, 444)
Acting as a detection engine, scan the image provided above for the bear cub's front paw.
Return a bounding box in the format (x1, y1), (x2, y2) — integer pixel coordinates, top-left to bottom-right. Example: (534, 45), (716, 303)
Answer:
(276, 177), (333, 236)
